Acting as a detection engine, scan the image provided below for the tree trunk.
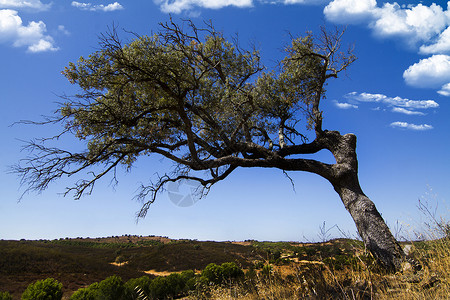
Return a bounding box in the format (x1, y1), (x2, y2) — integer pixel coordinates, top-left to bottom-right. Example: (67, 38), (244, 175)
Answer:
(326, 132), (405, 271)
(333, 174), (405, 271)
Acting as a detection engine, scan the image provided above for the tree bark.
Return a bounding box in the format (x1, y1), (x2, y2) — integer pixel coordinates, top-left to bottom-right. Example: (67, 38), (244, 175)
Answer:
(333, 174), (405, 271)
(324, 131), (405, 271)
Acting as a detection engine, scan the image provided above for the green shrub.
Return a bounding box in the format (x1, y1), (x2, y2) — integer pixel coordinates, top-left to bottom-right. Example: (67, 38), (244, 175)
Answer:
(261, 264), (273, 276)
(125, 276), (152, 299)
(165, 273), (185, 295)
(69, 286), (97, 300)
(180, 270), (195, 282)
(149, 276), (172, 299)
(70, 276), (128, 300)
(201, 262), (243, 284)
(194, 276), (209, 288)
(21, 278), (63, 300)
(0, 292), (12, 300)
(220, 262), (244, 280)
(202, 263), (223, 284)
(96, 275), (128, 300)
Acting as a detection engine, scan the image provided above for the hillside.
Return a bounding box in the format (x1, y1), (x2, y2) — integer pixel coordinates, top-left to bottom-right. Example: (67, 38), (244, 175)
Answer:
(0, 236), (359, 298)
(0, 236), (448, 299)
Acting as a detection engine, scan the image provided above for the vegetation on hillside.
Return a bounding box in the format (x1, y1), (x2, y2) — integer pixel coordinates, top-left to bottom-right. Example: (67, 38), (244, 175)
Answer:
(1, 233), (448, 299)
(1, 196), (448, 299)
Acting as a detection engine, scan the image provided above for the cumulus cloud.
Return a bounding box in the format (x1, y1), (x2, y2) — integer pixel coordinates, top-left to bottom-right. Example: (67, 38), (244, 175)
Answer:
(0, 9), (58, 52)
(323, 1), (450, 93)
(71, 1), (124, 12)
(324, 0), (449, 45)
(420, 27), (450, 55)
(438, 83), (450, 96)
(0, 0), (51, 11)
(390, 121), (433, 131)
(371, 3), (447, 44)
(323, 0), (376, 24)
(403, 55), (450, 89)
(154, 0), (253, 14)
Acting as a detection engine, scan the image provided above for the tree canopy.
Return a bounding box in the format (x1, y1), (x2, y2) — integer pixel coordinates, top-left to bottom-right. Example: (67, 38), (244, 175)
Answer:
(17, 20), (355, 218)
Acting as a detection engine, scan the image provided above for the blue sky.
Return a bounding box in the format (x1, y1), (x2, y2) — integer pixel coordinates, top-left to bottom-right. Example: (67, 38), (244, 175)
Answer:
(1, 0), (449, 242)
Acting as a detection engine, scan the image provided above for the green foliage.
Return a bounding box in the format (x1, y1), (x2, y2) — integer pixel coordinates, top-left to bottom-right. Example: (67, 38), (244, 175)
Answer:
(202, 263), (223, 284)
(261, 264), (273, 277)
(0, 292), (12, 300)
(96, 275), (128, 300)
(49, 239), (163, 249)
(21, 278), (63, 300)
(70, 276), (128, 300)
(201, 262), (244, 284)
(14, 18), (354, 217)
(69, 286), (97, 300)
(125, 276), (152, 299)
(323, 254), (359, 271)
(220, 262), (244, 280)
(148, 276), (174, 299)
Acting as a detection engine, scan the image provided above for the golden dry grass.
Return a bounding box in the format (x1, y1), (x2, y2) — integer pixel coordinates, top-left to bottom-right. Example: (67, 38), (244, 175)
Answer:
(185, 236), (449, 299)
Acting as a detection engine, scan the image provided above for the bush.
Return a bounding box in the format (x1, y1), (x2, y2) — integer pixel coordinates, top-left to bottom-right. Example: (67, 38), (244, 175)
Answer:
(125, 276), (152, 299)
(202, 263), (223, 284)
(261, 264), (273, 276)
(201, 262), (243, 284)
(21, 278), (63, 300)
(70, 276), (128, 300)
(149, 276), (173, 299)
(0, 292), (12, 300)
(95, 275), (128, 300)
(69, 286), (97, 300)
(220, 262), (244, 280)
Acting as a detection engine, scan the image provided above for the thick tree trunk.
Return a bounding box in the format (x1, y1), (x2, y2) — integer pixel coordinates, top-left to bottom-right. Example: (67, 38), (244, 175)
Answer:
(332, 174), (405, 271)
(325, 131), (405, 271)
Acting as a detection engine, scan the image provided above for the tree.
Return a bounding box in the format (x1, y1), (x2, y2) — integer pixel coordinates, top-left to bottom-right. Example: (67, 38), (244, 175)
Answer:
(21, 278), (63, 300)
(14, 20), (406, 271)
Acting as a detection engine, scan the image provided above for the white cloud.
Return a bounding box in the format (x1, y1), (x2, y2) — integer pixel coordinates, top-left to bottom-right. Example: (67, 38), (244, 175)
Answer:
(372, 3), (447, 44)
(324, 1), (450, 48)
(57, 25), (70, 36)
(71, 1), (124, 12)
(391, 107), (425, 116)
(0, 9), (58, 52)
(420, 26), (450, 54)
(283, 0), (327, 4)
(345, 92), (439, 110)
(323, 0), (377, 24)
(438, 83), (450, 96)
(154, 0), (253, 14)
(0, 0), (51, 11)
(403, 55), (450, 88)
(323, 1), (450, 93)
(390, 121), (433, 131)
(341, 93), (435, 130)
(334, 101), (358, 109)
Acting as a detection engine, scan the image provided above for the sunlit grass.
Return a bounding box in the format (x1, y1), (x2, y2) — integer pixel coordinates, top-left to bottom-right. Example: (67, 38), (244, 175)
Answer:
(186, 198), (450, 300)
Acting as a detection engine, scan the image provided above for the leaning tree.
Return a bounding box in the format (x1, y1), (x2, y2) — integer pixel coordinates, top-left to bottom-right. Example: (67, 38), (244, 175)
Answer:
(15, 20), (407, 270)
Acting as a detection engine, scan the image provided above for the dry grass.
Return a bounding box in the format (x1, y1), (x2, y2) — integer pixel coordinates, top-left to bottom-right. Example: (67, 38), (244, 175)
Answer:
(185, 195), (450, 300)
(186, 231), (449, 299)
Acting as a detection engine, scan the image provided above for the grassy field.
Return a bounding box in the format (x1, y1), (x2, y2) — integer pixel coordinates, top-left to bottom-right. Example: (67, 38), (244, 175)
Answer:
(0, 233), (449, 299)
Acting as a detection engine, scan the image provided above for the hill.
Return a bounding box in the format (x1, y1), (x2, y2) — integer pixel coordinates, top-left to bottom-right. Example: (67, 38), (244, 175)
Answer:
(0, 236), (448, 299)
(0, 236), (360, 298)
